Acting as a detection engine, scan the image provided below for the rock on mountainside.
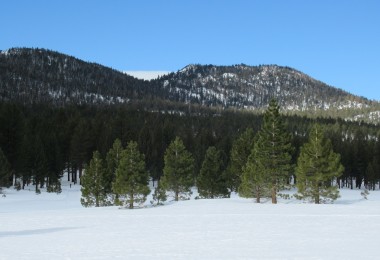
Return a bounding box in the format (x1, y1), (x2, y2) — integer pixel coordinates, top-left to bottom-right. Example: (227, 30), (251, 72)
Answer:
(1, 48), (379, 122)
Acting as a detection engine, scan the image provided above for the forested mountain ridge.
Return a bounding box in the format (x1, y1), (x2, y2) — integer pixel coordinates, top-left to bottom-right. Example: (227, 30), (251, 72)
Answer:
(1, 47), (379, 122)
(158, 64), (374, 110)
(0, 48), (151, 105)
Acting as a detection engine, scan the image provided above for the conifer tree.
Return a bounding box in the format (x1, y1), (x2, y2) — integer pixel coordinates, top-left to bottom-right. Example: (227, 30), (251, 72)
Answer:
(228, 128), (255, 191)
(239, 136), (270, 203)
(295, 124), (344, 204)
(161, 137), (194, 201)
(252, 99), (293, 203)
(80, 151), (107, 207)
(105, 139), (123, 203)
(197, 146), (229, 198)
(151, 180), (167, 206)
(112, 141), (150, 209)
(0, 147), (12, 193)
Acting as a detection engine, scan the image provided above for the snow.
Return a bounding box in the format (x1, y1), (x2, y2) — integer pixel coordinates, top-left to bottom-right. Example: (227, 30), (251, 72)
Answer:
(1, 180), (380, 259)
(123, 71), (170, 80)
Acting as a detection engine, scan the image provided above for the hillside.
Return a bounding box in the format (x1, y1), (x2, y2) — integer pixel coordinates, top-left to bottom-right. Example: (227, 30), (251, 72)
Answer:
(156, 64), (380, 121)
(1, 47), (379, 122)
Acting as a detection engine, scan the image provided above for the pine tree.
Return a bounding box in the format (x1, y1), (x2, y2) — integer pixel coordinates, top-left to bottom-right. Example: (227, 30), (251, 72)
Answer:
(112, 141), (150, 209)
(252, 99), (293, 203)
(80, 151), (107, 207)
(151, 180), (167, 206)
(239, 135), (270, 203)
(0, 147), (12, 193)
(105, 139), (123, 204)
(161, 137), (194, 201)
(295, 124), (344, 204)
(227, 128), (255, 191)
(197, 146), (229, 198)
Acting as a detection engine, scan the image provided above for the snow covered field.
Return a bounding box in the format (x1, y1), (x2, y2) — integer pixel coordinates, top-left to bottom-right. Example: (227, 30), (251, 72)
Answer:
(1, 180), (380, 259)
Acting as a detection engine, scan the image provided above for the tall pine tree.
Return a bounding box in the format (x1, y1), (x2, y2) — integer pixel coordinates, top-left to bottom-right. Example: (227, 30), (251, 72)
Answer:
(112, 141), (150, 209)
(161, 137), (194, 201)
(239, 134), (270, 203)
(105, 139), (123, 203)
(80, 151), (107, 207)
(197, 146), (229, 198)
(249, 99), (293, 204)
(295, 124), (344, 204)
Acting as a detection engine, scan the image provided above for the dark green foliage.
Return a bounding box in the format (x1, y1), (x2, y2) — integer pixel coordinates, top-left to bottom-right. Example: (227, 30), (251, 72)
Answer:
(0, 100), (379, 196)
(295, 124), (344, 204)
(239, 133), (270, 203)
(80, 151), (107, 207)
(0, 147), (12, 192)
(197, 146), (230, 199)
(161, 137), (195, 201)
(105, 139), (123, 203)
(252, 99), (293, 203)
(112, 141), (150, 209)
(227, 128), (255, 191)
(151, 180), (167, 206)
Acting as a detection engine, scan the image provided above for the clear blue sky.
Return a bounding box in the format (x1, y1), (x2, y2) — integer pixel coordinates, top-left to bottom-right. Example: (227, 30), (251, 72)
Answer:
(1, 0), (379, 100)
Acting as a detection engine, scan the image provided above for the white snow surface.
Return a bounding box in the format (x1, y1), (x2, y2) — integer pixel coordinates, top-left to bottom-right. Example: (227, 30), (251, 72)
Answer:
(1, 180), (380, 259)
(124, 71), (170, 80)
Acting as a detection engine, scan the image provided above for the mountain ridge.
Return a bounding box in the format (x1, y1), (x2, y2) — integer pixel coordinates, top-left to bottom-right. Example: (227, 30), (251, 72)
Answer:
(1, 47), (379, 122)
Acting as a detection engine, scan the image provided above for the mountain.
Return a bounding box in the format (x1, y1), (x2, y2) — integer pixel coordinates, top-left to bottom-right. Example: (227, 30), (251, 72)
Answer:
(1, 47), (379, 122)
(0, 48), (152, 106)
(157, 64), (372, 110)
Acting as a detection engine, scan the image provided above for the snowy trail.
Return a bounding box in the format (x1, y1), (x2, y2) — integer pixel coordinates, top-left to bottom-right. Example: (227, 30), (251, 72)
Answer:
(1, 188), (380, 259)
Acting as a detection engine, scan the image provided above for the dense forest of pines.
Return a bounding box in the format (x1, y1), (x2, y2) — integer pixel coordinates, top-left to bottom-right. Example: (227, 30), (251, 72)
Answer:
(1, 101), (380, 199)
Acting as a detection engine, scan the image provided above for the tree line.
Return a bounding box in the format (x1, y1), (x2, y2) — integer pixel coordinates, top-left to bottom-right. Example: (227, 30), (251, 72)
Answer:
(80, 100), (344, 207)
(0, 101), (380, 198)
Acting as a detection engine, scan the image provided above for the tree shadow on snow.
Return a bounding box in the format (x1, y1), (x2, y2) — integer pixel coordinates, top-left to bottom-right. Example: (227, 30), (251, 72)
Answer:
(0, 227), (81, 237)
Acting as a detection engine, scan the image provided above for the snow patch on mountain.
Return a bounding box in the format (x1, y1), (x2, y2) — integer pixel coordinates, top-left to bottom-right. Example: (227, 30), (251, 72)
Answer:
(124, 71), (170, 80)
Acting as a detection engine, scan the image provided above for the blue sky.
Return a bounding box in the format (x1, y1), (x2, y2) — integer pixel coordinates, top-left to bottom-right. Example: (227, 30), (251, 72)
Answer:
(1, 0), (379, 100)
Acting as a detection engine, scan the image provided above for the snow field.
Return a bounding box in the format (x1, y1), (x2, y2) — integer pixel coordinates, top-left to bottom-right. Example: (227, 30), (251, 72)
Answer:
(1, 183), (380, 259)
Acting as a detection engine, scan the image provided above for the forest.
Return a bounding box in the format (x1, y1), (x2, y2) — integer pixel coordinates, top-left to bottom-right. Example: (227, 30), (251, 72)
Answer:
(1, 100), (380, 198)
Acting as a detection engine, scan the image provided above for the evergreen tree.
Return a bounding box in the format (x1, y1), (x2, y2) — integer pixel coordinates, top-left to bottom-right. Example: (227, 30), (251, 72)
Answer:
(161, 137), (194, 201)
(197, 146), (229, 198)
(239, 135), (270, 203)
(0, 147), (12, 193)
(80, 151), (107, 207)
(151, 180), (167, 206)
(105, 139), (123, 203)
(252, 99), (293, 203)
(112, 141), (150, 209)
(295, 124), (344, 204)
(227, 128), (255, 191)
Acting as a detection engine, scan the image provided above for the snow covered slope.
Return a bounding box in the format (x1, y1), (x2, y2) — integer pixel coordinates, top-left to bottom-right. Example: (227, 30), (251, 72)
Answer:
(1, 182), (380, 259)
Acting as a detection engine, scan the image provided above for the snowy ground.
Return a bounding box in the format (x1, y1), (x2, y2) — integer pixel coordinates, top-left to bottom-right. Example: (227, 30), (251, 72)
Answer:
(1, 180), (380, 260)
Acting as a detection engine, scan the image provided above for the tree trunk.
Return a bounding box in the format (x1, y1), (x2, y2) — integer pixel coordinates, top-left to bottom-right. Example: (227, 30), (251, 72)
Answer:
(271, 186), (277, 204)
(315, 182), (320, 204)
(129, 193), (134, 209)
(67, 166), (71, 182)
(175, 191), (179, 201)
(79, 165), (83, 185)
(72, 167), (76, 184)
(255, 187), (261, 203)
